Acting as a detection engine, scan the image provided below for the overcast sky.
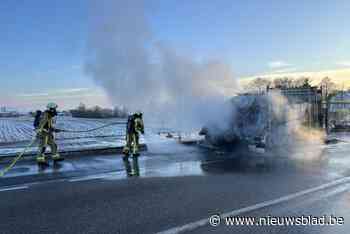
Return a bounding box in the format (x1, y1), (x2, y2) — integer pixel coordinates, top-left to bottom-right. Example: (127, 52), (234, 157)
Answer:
(1, 0), (350, 110)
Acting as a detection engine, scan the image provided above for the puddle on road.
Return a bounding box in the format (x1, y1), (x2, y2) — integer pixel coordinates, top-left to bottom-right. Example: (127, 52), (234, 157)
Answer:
(142, 161), (203, 177)
(2, 161), (76, 178)
(8, 167), (30, 174)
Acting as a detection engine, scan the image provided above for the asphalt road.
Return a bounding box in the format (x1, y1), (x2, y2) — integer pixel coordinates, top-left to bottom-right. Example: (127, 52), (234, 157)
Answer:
(1, 137), (350, 234)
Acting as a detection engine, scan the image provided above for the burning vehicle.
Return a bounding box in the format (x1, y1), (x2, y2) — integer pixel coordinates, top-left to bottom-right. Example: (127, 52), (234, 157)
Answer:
(198, 92), (303, 155)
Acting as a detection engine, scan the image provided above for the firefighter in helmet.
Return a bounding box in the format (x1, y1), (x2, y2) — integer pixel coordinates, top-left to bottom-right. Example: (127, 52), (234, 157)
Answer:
(36, 102), (63, 165)
(122, 112), (144, 176)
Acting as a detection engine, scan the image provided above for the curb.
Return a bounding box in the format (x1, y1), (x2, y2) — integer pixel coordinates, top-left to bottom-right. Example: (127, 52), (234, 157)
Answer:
(0, 144), (148, 163)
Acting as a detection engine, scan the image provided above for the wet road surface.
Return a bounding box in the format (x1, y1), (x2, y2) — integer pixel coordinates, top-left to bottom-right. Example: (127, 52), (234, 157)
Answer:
(1, 135), (350, 233)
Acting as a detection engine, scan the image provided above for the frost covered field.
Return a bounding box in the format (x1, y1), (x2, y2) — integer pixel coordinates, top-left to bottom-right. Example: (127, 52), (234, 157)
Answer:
(0, 116), (126, 144)
(0, 116), (199, 157)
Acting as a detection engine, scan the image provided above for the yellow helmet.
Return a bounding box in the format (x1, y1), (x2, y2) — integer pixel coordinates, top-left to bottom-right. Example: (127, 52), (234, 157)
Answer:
(47, 102), (58, 110)
(134, 111), (142, 118)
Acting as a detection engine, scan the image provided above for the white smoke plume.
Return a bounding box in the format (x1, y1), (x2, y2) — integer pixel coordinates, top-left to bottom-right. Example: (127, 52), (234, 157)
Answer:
(85, 1), (325, 161)
(85, 0), (238, 131)
(202, 90), (325, 160)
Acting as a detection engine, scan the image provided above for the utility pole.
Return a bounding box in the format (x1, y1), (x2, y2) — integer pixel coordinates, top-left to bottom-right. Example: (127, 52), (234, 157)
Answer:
(324, 84), (329, 133)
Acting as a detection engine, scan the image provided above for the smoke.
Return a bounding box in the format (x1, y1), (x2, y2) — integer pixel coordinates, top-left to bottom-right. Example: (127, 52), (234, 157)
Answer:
(202, 90), (325, 160)
(84, 1), (325, 161)
(267, 92), (326, 160)
(85, 0), (238, 131)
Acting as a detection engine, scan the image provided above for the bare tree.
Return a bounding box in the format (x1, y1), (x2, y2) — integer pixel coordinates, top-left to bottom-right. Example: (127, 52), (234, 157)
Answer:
(293, 77), (311, 88)
(78, 102), (86, 111)
(273, 77), (293, 88)
(319, 77), (336, 97)
(245, 77), (271, 94)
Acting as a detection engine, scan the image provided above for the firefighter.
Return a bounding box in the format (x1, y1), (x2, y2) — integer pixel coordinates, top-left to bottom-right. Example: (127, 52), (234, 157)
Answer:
(36, 102), (63, 165)
(34, 110), (46, 154)
(122, 112), (144, 176)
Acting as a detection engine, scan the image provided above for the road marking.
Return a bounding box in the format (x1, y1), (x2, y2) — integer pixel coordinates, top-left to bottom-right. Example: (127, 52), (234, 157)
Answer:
(0, 178), (70, 192)
(157, 176), (350, 234)
(69, 176), (105, 182)
(68, 171), (124, 182)
(0, 185), (28, 192)
(320, 183), (350, 199)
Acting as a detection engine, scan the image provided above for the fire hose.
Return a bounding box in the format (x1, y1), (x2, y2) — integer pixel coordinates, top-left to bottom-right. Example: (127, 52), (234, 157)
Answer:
(0, 122), (126, 177)
(0, 138), (36, 177)
(58, 122), (125, 133)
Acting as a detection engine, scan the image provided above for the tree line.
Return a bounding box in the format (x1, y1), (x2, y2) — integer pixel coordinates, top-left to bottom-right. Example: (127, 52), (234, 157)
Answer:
(244, 76), (341, 97)
(70, 103), (128, 118)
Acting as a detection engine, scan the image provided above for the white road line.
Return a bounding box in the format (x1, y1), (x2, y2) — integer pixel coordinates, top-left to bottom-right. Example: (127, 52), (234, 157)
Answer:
(320, 183), (350, 199)
(0, 185), (28, 192)
(68, 170), (132, 182)
(157, 176), (350, 234)
(68, 175), (106, 182)
(68, 171), (121, 182)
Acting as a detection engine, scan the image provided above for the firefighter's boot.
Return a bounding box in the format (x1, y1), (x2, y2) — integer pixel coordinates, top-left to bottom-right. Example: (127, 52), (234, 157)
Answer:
(123, 155), (132, 177)
(37, 155), (49, 166)
(52, 153), (64, 162)
(132, 155), (140, 176)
